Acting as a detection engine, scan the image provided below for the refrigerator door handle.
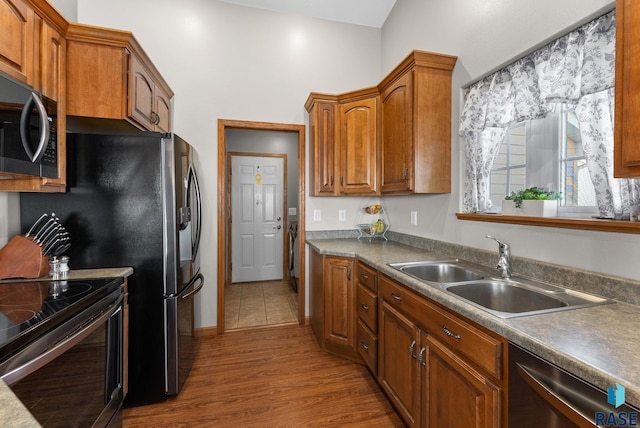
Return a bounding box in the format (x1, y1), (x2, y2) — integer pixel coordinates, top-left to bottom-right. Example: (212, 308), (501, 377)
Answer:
(186, 164), (202, 259)
(181, 273), (204, 300)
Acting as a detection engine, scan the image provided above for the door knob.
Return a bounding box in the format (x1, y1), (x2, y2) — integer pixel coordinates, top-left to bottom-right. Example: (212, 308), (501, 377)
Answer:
(273, 225), (282, 230)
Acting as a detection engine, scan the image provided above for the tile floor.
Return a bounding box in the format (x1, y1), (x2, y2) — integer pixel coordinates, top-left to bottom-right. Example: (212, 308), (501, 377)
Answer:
(224, 280), (299, 330)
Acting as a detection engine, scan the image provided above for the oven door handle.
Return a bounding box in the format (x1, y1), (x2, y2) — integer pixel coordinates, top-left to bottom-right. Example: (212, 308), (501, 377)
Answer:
(1, 295), (123, 386)
(516, 363), (597, 428)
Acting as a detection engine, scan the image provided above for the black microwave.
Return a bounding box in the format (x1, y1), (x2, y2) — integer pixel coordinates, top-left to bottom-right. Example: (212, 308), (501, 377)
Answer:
(0, 73), (57, 178)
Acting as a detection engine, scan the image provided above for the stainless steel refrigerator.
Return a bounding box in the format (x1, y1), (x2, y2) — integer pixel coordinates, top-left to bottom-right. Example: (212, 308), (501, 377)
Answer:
(20, 132), (204, 406)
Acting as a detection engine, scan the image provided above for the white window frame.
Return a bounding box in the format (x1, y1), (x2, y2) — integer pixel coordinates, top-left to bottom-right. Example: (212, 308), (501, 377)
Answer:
(489, 106), (598, 219)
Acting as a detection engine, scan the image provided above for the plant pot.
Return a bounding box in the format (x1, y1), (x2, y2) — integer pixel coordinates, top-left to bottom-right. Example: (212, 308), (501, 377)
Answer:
(502, 200), (558, 217)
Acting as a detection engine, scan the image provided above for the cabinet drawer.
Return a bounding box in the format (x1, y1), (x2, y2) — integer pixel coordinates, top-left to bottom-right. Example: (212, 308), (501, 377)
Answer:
(356, 283), (377, 332)
(379, 274), (431, 320)
(421, 302), (504, 380)
(357, 320), (377, 375)
(356, 261), (377, 292)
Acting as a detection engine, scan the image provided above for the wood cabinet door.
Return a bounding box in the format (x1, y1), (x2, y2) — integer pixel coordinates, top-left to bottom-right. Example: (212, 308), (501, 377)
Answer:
(0, 0), (34, 84)
(378, 299), (421, 427)
(310, 102), (337, 195)
(38, 18), (64, 102)
(381, 72), (413, 194)
(155, 87), (172, 133)
(309, 249), (325, 346)
(338, 97), (378, 195)
(615, 0), (640, 177)
(425, 336), (501, 428)
(323, 257), (355, 349)
(130, 56), (155, 130)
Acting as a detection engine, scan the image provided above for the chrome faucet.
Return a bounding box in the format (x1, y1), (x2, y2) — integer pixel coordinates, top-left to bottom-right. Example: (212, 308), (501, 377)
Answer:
(486, 235), (511, 279)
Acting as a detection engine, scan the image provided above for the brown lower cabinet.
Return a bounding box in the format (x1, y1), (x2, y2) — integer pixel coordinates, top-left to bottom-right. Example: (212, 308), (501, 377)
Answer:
(309, 249), (361, 363)
(378, 274), (505, 428)
(310, 253), (507, 427)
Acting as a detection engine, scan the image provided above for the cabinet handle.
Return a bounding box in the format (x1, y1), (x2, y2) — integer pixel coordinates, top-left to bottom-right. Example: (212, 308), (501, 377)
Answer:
(150, 111), (160, 125)
(360, 303), (369, 311)
(418, 347), (426, 367)
(390, 293), (402, 301)
(340, 176), (344, 186)
(360, 341), (369, 350)
(403, 168), (409, 180)
(360, 273), (369, 280)
(347, 268), (351, 281)
(409, 340), (417, 359)
(330, 176), (334, 185)
(442, 326), (461, 340)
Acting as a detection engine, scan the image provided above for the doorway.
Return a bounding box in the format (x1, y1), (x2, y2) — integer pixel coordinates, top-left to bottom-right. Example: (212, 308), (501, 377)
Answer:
(217, 119), (305, 333)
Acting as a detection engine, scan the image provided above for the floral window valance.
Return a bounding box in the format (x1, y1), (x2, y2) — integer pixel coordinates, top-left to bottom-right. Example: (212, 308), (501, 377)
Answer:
(459, 9), (638, 219)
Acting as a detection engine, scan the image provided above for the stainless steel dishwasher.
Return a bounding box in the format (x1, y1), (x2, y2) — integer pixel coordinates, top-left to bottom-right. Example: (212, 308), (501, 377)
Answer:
(509, 342), (639, 427)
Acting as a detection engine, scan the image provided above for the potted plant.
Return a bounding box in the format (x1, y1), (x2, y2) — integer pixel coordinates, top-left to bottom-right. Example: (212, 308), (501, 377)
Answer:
(502, 187), (562, 217)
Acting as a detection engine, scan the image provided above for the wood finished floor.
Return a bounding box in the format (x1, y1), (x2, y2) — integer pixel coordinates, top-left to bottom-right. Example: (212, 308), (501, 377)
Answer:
(123, 324), (404, 427)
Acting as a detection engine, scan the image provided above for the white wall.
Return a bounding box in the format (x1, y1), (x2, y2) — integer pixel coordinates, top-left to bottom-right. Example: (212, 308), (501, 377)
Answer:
(50, 0), (77, 21)
(379, 0), (639, 280)
(66, 0), (382, 328)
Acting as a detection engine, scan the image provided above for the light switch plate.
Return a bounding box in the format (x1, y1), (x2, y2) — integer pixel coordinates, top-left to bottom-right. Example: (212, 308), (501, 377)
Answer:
(411, 211), (418, 226)
(289, 207), (297, 216)
(338, 210), (346, 222)
(313, 209), (321, 221)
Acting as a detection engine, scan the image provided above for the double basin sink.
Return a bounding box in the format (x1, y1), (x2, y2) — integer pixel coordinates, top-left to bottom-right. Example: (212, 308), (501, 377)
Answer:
(388, 260), (612, 318)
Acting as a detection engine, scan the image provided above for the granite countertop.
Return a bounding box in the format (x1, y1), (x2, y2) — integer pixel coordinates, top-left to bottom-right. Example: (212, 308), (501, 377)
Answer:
(0, 267), (133, 427)
(307, 238), (640, 409)
(0, 267), (134, 284)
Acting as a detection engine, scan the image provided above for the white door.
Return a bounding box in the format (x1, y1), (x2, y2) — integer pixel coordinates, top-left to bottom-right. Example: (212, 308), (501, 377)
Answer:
(231, 155), (285, 283)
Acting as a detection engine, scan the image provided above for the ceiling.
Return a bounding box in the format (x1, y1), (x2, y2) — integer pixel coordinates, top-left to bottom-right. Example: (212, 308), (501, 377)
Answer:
(218, 0), (397, 28)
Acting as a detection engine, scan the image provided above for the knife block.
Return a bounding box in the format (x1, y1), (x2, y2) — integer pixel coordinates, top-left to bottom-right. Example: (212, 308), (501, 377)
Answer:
(0, 235), (49, 280)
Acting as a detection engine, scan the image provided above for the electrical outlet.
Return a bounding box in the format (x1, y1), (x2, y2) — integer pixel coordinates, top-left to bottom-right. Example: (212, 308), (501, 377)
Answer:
(338, 210), (346, 222)
(411, 211), (418, 226)
(313, 209), (321, 221)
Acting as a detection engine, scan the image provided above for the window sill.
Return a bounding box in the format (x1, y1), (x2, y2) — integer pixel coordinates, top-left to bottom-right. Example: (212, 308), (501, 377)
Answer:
(456, 213), (640, 234)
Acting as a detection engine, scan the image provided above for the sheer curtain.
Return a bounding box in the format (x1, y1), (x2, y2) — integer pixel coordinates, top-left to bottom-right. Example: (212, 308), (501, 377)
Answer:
(459, 10), (639, 218)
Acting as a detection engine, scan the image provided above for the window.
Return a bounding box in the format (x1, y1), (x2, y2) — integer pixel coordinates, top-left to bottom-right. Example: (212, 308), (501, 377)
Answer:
(489, 105), (598, 218)
(489, 122), (526, 208)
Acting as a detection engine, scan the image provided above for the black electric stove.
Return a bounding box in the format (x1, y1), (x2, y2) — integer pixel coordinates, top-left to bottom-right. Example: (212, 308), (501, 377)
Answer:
(0, 277), (124, 362)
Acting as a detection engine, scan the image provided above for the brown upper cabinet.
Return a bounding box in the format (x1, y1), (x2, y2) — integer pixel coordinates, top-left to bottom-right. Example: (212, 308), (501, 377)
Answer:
(0, 0), (66, 100)
(0, 0), (67, 192)
(66, 23), (173, 133)
(0, 0), (35, 84)
(306, 88), (380, 196)
(615, 0), (640, 177)
(308, 99), (338, 195)
(305, 50), (456, 197)
(338, 92), (379, 195)
(379, 51), (457, 194)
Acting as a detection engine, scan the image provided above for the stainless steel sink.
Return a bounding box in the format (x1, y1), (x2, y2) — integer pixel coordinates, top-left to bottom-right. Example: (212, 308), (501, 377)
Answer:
(443, 279), (612, 318)
(389, 260), (485, 283)
(388, 260), (613, 318)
